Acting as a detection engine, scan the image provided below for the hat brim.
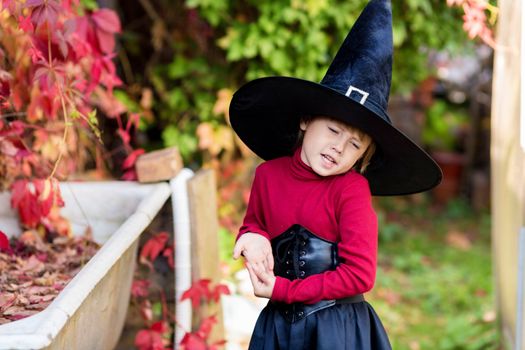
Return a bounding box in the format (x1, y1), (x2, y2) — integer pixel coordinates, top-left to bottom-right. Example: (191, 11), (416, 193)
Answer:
(229, 76), (442, 196)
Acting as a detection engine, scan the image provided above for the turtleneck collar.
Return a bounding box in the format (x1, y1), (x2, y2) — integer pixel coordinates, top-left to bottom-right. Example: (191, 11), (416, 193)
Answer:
(290, 147), (323, 181)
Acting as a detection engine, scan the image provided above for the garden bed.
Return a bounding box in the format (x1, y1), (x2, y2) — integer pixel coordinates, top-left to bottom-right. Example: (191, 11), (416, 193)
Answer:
(0, 233), (100, 324)
(0, 181), (171, 350)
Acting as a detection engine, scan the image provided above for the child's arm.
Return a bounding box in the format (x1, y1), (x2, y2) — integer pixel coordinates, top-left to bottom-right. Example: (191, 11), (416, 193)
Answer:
(233, 232), (274, 271)
(233, 165), (274, 271)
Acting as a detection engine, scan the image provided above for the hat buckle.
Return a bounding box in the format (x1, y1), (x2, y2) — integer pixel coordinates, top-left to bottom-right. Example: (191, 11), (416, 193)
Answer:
(345, 85), (369, 105)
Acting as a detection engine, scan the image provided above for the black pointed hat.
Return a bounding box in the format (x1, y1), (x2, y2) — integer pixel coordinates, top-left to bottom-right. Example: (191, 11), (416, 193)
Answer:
(229, 0), (442, 196)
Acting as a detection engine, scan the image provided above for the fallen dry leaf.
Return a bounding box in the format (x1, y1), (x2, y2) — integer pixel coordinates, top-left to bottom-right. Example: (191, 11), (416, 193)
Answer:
(0, 234), (99, 324)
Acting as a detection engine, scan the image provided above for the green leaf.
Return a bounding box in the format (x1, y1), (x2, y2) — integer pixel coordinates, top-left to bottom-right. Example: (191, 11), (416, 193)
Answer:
(87, 110), (98, 126)
(70, 109), (80, 120)
(392, 22), (407, 47)
(168, 57), (191, 79)
(79, 0), (98, 11)
(268, 49), (291, 74)
(162, 125), (198, 162)
(114, 90), (141, 113)
(167, 89), (189, 110)
(258, 38), (274, 58)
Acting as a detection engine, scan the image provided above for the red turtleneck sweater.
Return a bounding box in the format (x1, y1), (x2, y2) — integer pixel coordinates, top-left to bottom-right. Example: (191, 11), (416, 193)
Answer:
(238, 147), (378, 304)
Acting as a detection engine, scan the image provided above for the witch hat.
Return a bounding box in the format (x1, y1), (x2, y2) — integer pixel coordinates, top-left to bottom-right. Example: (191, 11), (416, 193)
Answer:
(229, 0), (442, 196)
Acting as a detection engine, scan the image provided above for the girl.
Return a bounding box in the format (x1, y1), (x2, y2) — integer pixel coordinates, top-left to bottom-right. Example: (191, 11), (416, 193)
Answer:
(229, 1), (442, 349)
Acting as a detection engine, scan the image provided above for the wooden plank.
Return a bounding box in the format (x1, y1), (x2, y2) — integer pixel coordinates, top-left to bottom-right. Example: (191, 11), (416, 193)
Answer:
(491, 0), (524, 347)
(136, 147), (183, 183)
(187, 169), (225, 342)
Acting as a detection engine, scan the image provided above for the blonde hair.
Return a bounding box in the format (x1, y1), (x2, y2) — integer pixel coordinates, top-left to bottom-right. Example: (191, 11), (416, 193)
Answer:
(296, 115), (376, 174)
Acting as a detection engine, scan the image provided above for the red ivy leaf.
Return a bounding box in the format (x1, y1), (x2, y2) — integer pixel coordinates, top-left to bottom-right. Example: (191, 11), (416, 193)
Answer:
(180, 333), (207, 350)
(126, 112), (141, 131)
(1, 0), (17, 14)
(91, 9), (121, 54)
(54, 28), (70, 58)
(122, 148), (145, 170)
(17, 15), (34, 33)
(35, 179), (55, 216)
(134, 329), (165, 350)
(25, 0), (44, 5)
(150, 321), (169, 334)
(180, 279), (212, 308)
(210, 284), (231, 303)
(0, 230), (11, 252)
(99, 54), (122, 92)
(209, 339), (228, 350)
(117, 128), (131, 147)
(139, 232), (169, 268)
(196, 315), (217, 340)
(0, 75), (8, 102)
(10, 178), (64, 229)
(131, 279), (150, 298)
(91, 8), (121, 33)
(10, 180), (40, 228)
(162, 245), (174, 270)
(121, 168), (138, 181)
(28, 0), (61, 29)
(27, 46), (46, 64)
(0, 120), (24, 137)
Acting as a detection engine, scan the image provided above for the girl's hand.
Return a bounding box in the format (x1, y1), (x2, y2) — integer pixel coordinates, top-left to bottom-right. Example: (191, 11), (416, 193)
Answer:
(246, 261), (276, 299)
(233, 232), (274, 272)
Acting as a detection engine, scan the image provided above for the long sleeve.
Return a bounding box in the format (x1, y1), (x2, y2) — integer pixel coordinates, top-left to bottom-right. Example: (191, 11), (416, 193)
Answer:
(271, 176), (377, 304)
(237, 167), (271, 241)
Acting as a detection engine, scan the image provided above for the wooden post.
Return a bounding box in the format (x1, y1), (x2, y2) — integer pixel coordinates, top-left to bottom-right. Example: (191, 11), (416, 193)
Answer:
(491, 0), (524, 348)
(136, 147), (183, 183)
(187, 169), (225, 342)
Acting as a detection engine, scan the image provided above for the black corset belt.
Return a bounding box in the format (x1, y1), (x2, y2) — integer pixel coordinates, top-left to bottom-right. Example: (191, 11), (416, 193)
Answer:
(270, 224), (364, 323)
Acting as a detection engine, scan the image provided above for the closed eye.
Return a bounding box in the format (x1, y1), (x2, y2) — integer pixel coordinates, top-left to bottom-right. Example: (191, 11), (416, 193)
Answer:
(328, 127), (339, 134)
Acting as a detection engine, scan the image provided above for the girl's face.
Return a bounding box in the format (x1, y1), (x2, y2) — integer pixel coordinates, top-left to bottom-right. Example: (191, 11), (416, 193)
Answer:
(300, 117), (371, 177)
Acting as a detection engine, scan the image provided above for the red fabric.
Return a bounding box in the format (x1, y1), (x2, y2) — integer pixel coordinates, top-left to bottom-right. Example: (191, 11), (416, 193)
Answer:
(238, 147), (378, 304)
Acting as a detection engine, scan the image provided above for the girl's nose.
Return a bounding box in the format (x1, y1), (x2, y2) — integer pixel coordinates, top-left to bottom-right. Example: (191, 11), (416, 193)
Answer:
(332, 139), (345, 154)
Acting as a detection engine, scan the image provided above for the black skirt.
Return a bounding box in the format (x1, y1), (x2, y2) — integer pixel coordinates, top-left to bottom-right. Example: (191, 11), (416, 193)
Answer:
(248, 300), (392, 350)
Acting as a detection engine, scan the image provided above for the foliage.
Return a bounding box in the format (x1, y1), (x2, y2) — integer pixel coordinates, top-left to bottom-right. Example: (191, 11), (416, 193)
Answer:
(116, 0), (470, 166)
(180, 279), (230, 350)
(9, 178), (71, 236)
(139, 231), (173, 270)
(372, 196), (498, 349)
(116, 3), (478, 281)
(422, 99), (470, 152)
(0, 0), (143, 194)
(446, 0), (498, 48)
(131, 233), (174, 350)
(131, 232), (229, 350)
(134, 320), (172, 350)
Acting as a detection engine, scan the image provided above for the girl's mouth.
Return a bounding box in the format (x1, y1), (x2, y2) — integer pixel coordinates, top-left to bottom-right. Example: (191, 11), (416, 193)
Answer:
(322, 154), (337, 165)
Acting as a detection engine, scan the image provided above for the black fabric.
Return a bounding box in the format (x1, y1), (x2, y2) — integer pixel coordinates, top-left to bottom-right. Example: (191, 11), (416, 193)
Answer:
(272, 224), (339, 280)
(247, 224), (392, 349)
(229, 0), (442, 196)
(271, 225), (358, 323)
(248, 300), (392, 350)
(270, 294), (365, 323)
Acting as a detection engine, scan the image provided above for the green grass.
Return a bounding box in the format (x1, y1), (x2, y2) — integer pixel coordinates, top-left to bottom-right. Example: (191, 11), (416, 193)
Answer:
(371, 196), (499, 349)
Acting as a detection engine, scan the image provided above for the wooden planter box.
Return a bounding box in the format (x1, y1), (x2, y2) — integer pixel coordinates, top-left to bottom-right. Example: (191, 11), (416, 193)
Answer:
(0, 181), (171, 350)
